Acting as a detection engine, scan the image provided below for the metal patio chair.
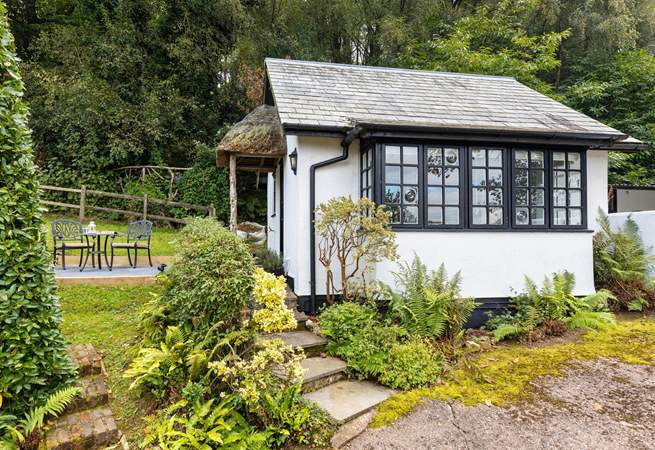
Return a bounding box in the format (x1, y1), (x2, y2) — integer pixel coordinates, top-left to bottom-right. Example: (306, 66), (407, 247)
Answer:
(109, 220), (153, 270)
(51, 219), (95, 271)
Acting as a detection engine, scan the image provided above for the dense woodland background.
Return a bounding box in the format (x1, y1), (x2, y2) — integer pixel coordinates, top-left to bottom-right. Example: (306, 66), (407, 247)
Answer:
(6, 0), (655, 223)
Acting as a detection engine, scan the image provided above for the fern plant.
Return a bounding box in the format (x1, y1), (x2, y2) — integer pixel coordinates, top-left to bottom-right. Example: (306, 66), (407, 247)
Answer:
(386, 256), (477, 340)
(487, 272), (617, 341)
(594, 210), (655, 311)
(1, 387), (81, 450)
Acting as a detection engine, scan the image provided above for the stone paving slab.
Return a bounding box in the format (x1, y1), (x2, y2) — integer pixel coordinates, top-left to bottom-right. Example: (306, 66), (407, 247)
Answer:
(304, 380), (394, 424)
(67, 375), (109, 414)
(46, 407), (119, 450)
(302, 356), (347, 383)
(68, 344), (103, 376)
(261, 330), (326, 349)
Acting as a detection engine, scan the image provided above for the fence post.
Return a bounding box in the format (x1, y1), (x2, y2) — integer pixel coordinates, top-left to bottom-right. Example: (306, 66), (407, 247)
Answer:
(143, 193), (148, 220)
(79, 185), (86, 223)
(208, 204), (216, 218)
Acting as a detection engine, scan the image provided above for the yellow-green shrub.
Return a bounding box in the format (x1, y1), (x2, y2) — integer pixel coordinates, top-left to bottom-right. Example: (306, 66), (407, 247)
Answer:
(251, 268), (296, 333)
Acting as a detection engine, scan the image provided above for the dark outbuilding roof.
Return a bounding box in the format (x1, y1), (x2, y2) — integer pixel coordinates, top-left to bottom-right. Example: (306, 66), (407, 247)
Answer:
(265, 58), (642, 147)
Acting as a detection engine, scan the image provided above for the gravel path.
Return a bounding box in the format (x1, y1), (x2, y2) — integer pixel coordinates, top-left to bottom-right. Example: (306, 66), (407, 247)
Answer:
(346, 359), (655, 450)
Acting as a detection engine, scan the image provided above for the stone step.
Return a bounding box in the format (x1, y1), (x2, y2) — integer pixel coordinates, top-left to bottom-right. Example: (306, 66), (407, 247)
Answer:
(66, 375), (110, 414)
(260, 330), (326, 357)
(301, 356), (347, 392)
(45, 407), (120, 450)
(67, 344), (103, 377)
(303, 380), (394, 424)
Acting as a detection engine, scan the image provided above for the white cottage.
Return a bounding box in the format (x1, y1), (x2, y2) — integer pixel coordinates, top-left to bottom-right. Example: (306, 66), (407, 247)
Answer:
(218, 58), (645, 323)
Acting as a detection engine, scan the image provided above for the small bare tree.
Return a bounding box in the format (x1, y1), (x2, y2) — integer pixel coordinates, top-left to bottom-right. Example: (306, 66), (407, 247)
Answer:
(315, 197), (398, 302)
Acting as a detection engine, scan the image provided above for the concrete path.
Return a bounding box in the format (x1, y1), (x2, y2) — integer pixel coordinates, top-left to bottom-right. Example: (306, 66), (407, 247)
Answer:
(346, 359), (655, 450)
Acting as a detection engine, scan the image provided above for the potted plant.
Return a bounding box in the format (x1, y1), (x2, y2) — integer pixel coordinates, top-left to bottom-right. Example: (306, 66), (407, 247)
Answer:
(256, 248), (285, 278)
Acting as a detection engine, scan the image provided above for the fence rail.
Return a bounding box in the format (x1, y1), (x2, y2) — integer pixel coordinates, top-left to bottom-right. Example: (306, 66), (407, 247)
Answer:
(41, 185), (215, 225)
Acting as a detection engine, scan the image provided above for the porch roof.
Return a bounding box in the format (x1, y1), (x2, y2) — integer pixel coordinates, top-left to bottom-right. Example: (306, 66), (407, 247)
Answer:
(217, 104), (287, 172)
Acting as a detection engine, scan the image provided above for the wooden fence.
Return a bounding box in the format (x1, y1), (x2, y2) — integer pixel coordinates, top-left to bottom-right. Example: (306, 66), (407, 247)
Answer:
(41, 185), (215, 225)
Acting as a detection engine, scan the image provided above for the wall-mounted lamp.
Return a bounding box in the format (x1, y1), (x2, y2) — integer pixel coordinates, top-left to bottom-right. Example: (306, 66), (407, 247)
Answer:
(289, 148), (298, 175)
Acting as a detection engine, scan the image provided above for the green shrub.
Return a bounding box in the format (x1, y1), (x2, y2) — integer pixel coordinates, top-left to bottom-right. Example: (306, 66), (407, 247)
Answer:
(0, 5), (76, 417)
(319, 303), (443, 390)
(378, 339), (443, 389)
(594, 210), (655, 311)
(386, 256), (478, 340)
(486, 272), (617, 342)
(255, 248), (284, 273)
(157, 218), (255, 337)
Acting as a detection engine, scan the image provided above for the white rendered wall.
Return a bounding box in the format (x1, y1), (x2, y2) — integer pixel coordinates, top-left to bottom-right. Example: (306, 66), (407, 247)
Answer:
(273, 139), (608, 298)
(608, 211), (655, 275)
(266, 166), (281, 254)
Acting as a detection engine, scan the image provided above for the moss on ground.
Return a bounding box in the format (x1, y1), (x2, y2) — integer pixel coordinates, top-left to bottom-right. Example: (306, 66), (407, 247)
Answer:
(371, 317), (655, 428)
(59, 284), (162, 446)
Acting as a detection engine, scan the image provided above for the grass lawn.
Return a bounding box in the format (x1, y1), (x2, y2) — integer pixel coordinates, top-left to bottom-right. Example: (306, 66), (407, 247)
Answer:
(45, 215), (179, 256)
(59, 283), (162, 446)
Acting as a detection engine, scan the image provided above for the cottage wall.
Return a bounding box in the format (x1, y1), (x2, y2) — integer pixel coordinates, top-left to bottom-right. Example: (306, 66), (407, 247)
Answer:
(267, 137), (608, 300)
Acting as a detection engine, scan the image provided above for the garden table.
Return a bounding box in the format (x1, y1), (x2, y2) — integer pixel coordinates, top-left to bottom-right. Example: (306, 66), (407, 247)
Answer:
(81, 231), (116, 270)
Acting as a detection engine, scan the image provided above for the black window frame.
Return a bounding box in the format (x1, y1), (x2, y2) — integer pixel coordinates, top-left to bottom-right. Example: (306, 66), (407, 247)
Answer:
(380, 143), (422, 227)
(468, 146), (509, 229)
(372, 142), (588, 231)
(360, 142), (375, 201)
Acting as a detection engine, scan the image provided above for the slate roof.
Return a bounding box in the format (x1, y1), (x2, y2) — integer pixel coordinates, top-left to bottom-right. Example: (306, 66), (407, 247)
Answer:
(265, 58), (633, 142)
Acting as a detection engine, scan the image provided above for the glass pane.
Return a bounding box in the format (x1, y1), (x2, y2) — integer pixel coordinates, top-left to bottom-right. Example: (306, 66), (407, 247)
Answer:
(444, 148), (459, 166)
(488, 149), (503, 167)
(472, 207), (487, 225)
(403, 167), (418, 184)
(427, 167), (442, 185)
(403, 186), (418, 204)
(472, 149), (486, 167)
(569, 189), (581, 207)
(531, 208), (545, 225)
(553, 152), (566, 169)
(554, 170), (566, 188)
(516, 207), (529, 225)
(384, 185), (401, 203)
(530, 151), (544, 168)
(402, 206), (419, 224)
(444, 187), (459, 205)
(387, 205), (400, 224)
(488, 169), (503, 187)
(386, 166), (400, 184)
(568, 171), (581, 188)
(529, 170), (544, 187)
(427, 207), (443, 225)
(488, 188), (503, 206)
(553, 208), (567, 225)
(569, 208), (582, 226)
(428, 187), (442, 205)
(444, 168), (459, 186)
(367, 150), (372, 166)
(568, 152), (581, 170)
(444, 207), (459, 225)
(472, 169), (486, 186)
(489, 207), (503, 225)
(403, 146), (418, 165)
(386, 146), (400, 164)
(530, 189), (545, 206)
(514, 188), (528, 206)
(553, 189), (567, 207)
(427, 148), (442, 166)
(515, 150), (528, 168)
(473, 187), (487, 205)
(514, 169), (528, 187)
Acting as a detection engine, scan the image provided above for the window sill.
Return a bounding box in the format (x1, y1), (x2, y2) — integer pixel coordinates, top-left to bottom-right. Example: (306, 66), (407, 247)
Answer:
(390, 227), (594, 233)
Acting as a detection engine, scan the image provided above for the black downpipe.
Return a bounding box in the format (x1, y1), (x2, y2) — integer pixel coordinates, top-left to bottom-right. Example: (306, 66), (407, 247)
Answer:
(308, 126), (362, 313)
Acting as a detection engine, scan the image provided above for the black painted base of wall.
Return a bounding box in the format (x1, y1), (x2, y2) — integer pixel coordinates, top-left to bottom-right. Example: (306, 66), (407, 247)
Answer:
(296, 294), (511, 328)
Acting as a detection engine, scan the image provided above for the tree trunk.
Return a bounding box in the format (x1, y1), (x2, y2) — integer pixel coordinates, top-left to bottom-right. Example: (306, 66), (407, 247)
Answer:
(229, 153), (237, 232)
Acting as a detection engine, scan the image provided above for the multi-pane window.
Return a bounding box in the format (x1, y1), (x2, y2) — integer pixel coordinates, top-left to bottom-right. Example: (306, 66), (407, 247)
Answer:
(470, 147), (504, 226)
(426, 146), (461, 226)
(360, 145), (374, 200)
(383, 145), (420, 225)
(373, 144), (586, 230)
(512, 150), (546, 226)
(552, 151), (583, 226)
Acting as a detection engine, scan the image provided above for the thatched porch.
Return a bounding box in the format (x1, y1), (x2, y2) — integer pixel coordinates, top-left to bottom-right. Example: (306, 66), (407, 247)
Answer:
(217, 104), (287, 230)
